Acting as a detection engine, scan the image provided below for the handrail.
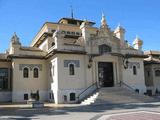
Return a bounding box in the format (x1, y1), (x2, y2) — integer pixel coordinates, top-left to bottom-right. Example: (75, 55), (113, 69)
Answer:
(119, 81), (135, 91)
(77, 82), (98, 103)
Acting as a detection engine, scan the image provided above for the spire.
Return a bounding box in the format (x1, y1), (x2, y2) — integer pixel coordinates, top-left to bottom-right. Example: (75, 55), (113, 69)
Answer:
(70, 5), (74, 19)
(11, 32), (21, 45)
(101, 13), (107, 28)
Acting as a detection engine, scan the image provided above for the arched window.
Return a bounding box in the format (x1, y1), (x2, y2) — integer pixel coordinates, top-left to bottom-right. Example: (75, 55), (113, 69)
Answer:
(69, 64), (75, 75)
(23, 67), (29, 78)
(99, 44), (112, 55)
(70, 93), (76, 101)
(33, 68), (39, 78)
(133, 66), (137, 75)
(155, 70), (160, 77)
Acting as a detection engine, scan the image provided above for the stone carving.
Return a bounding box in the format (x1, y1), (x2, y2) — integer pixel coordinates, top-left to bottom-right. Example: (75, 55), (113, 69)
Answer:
(19, 64), (42, 71)
(64, 60), (80, 67)
(128, 62), (140, 69)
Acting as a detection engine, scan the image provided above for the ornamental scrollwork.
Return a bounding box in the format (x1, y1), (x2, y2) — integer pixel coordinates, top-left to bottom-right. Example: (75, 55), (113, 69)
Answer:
(19, 64), (42, 71)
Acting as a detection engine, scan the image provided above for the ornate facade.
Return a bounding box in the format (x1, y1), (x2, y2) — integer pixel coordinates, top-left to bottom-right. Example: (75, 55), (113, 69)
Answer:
(0, 15), (147, 104)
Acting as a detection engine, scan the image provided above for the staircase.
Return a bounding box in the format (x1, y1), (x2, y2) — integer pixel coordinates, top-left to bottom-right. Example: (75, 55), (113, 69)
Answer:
(81, 86), (159, 105)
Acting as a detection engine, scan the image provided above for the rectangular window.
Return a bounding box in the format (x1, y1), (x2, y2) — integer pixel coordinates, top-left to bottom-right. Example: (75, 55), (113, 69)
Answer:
(69, 64), (75, 75)
(0, 68), (8, 90)
(24, 94), (28, 100)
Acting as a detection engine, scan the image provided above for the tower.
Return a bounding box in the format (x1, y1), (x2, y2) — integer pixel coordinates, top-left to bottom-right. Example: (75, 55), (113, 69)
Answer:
(101, 13), (108, 28)
(114, 24), (125, 41)
(80, 20), (91, 53)
(133, 35), (143, 50)
(114, 24), (126, 48)
(9, 32), (21, 54)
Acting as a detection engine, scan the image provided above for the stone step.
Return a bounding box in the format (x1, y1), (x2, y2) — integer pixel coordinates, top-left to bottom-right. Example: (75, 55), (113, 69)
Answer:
(81, 86), (159, 105)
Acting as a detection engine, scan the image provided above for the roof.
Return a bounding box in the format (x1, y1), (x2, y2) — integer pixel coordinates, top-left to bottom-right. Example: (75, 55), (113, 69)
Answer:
(144, 50), (160, 55)
(20, 46), (44, 52)
(0, 54), (9, 61)
(111, 52), (147, 58)
(144, 56), (160, 64)
(58, 17), (95, 26)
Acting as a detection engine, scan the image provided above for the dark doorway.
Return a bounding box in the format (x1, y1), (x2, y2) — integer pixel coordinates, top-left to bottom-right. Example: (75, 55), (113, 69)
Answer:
(98, 62), (114, 87)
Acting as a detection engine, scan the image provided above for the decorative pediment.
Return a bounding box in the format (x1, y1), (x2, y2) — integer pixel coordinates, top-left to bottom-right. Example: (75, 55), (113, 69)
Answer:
(128, 62), (140, 69)
(64, 60), (80, 67)
(19, 64), (42, 71)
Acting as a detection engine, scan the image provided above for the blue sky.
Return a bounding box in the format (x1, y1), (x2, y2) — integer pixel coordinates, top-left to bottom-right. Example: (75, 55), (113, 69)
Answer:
(0, 0), (159, 52)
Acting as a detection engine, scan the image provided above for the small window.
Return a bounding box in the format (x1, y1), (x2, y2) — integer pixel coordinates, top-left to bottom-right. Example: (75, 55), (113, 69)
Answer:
(133, 66), (137, 75)
(49, 92), (54, 100)
(49, 64), (52, 77)
(67, 31), (70, 35)
(52, 66), (54, 76)
(51, 30), (56, 33)
(61, 31), (66, 34)
(71, 32), (75, 35)
(33, 68), (38, 78)
(99, 44), (112, 55)
(51, 42), (55, 46)
(24, 94), (28, 100)
(76, 32), (80, 36)
(63, 95), (67, 102)
(69, 64), (75, 75)
(23, 67), (29, 78)
(70, 93), (76, 101)
(155, 70), (160, 77)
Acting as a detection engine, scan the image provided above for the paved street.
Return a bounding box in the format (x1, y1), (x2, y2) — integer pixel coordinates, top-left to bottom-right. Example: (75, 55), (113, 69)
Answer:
(0, 102), (160, 120)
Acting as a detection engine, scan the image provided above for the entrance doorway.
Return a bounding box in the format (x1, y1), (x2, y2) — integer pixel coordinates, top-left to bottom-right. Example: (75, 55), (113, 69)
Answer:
(98, 62), (114, 87)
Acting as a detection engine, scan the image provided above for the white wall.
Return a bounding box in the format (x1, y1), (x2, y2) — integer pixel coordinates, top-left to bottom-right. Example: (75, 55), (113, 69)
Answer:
(122, 58), (146, 94)
(12, 58), (48, 102)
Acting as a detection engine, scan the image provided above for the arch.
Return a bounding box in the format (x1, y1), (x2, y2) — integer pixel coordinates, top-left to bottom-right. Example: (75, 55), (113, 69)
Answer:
(133, 66), (137, 75)
(155, 70), (160, 77)
(99, 44), (112, 55)
(69, 63), (75, 75)
(23, 67), (29, 78)
(33, 67), (39, 78)
(70, 93), (76, 101)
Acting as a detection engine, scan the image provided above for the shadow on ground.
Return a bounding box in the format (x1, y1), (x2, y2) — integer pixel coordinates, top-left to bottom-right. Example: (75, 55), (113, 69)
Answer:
(0, 102), (160, 119)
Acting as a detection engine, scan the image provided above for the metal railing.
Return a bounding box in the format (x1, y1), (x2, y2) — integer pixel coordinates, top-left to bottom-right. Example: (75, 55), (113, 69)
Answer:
(77, 82), (98, 103)
(119, 81), (136, 92)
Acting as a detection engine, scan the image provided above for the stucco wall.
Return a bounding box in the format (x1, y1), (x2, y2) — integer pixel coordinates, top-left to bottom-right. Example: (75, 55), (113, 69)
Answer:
(122, 58), (146, 94)
(12, 58), (48, 102)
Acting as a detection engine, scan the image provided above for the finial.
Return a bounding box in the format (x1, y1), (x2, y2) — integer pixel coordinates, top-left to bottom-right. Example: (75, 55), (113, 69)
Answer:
(70, 5), (74, 19)
(136, 35), (139, 39)
(11, 32), (21, 45)
(118, 23), (121, 27)
(102, 12), (105, 17)
(14, 32), (16, 36)
(101, 12), (107, 28)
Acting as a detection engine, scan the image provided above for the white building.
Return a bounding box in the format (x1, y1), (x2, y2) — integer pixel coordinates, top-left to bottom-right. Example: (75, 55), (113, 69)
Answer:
(0, 15), (147, 104)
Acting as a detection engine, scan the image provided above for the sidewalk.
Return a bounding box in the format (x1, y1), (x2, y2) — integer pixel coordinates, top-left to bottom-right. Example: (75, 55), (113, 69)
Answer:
(0, 102), (81, 109)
